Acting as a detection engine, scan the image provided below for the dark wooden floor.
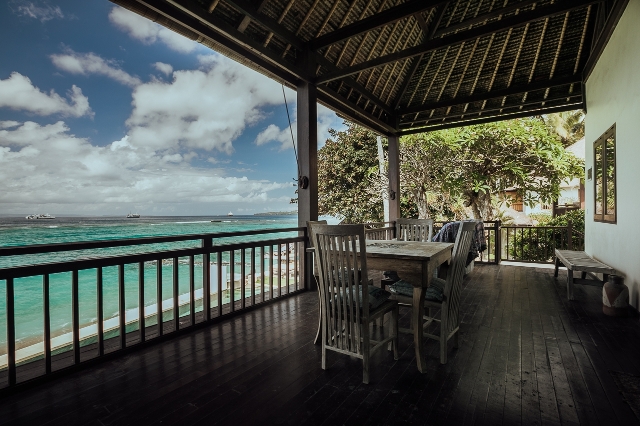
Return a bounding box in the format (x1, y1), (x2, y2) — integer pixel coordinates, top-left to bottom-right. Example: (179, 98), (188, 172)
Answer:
(1, 264), (639, 426)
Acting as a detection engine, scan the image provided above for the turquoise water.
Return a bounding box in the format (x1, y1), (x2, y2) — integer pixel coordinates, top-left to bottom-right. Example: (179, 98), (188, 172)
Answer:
(0, 215), (298, 352)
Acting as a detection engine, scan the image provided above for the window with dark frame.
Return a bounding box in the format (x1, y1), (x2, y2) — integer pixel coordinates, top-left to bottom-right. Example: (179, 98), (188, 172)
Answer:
(593, 124), (616, 223)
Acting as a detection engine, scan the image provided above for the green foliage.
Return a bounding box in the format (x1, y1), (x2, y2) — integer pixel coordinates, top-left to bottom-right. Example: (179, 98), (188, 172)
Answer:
(402, 117), (585, 220)
(528, 212), (552, 225)
(508, 210), (585, 261)
(317, 123), (384, 223)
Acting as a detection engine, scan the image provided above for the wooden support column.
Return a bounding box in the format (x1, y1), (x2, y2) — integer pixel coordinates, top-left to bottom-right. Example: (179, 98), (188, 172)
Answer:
(297, 80), (318, 290)
(388, 135), (401, 222)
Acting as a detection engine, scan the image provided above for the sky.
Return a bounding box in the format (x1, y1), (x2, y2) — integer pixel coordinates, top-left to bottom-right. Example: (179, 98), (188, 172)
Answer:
(0, 0), (346, 216)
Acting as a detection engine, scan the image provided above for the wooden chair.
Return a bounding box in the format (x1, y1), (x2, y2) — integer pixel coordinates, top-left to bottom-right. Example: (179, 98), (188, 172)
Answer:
(307, 220), (327, 345)
(396, 218), (434, 242)
(390, 221), (476, 364)
(312, 224), (399, 384)
(381, 218), (435, 288)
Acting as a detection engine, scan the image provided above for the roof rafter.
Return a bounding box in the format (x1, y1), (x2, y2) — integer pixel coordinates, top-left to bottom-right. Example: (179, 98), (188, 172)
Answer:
(392, 3), (449, 109)
(316, 0), (599, 84)
(399, 75), (582, 116)
(308, 0), (446, 50)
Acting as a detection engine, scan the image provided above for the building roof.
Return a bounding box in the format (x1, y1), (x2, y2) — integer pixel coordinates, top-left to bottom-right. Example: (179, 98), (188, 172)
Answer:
(112, 0), (627, 135)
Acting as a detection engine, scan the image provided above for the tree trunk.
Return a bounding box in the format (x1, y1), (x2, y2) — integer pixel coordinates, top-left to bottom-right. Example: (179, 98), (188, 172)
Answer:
(466, 191), (493, 220)
(411, 188), (430, 219)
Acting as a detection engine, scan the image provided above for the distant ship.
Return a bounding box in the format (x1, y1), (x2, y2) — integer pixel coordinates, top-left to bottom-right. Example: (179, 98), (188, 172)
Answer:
(227, 211), (234, 217)
(26, 214), (56, 220)
(126, 213), (141, 218)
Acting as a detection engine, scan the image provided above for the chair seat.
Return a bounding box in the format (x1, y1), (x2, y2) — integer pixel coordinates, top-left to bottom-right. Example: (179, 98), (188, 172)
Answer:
(388, 278), (445, 302)
(333, 285), (392, 310)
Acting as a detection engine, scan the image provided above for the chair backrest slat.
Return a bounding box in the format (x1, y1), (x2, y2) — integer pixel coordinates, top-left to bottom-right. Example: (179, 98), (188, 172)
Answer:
(443, 221), (477, 335)
(396, 218), (434, 242)
(312, 224), (368, 354)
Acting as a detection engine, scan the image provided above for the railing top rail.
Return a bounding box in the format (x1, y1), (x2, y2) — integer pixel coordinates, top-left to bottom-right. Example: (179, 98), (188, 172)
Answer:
(0, 227), (305, 257)
(0, 235), (305, 280)
(500, 225), (570, 229)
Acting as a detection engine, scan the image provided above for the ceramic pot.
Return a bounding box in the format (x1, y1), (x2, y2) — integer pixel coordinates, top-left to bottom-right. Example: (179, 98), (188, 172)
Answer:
(602, 275), (629, 317)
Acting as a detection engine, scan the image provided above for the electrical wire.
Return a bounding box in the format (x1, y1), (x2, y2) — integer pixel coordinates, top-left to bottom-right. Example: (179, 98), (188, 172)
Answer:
(282, 84), (302, 181)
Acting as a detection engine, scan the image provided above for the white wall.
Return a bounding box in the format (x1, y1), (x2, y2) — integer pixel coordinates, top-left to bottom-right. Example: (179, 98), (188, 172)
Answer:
(585, 0), (640, 309)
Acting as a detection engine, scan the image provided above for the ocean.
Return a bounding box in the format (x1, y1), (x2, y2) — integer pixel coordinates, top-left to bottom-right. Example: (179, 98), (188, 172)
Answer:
(0, 215), (299, 357)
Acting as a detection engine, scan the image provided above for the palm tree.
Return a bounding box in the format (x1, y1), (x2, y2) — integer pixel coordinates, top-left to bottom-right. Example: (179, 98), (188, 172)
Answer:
(543, 110), (585, 146)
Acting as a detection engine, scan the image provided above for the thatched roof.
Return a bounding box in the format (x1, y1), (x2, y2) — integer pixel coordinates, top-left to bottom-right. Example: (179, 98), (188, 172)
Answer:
(111, 0), (627, 136)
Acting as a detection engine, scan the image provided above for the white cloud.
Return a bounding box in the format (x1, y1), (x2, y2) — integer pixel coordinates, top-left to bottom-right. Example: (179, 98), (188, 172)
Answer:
(0, 121), (290, 212)
(153, 62), (173, 76)
(109, 6), (198, 53)
(12, 1), (63, 22)
(0, 72), (92, 118)
(254, 104), (345, 150)
(126, 54), (284, 152)
(51, 50), (142, 87)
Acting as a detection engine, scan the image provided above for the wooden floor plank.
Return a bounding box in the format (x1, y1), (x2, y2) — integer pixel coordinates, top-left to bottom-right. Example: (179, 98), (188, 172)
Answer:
(1, 264), (640, 426)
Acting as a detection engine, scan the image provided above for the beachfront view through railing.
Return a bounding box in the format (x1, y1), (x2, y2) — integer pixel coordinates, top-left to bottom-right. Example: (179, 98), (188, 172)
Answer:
(0, 228), (306, 390)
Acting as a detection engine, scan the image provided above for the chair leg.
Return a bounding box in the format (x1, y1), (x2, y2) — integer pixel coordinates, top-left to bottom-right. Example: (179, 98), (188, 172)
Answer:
(321, 339), (327, 370)
(392, 306), (399, 360)
(314, 298), (321, 345)
(453, 330), (459, 349)
(362, 330), (371, 384)
(440, 319), (447, 364)
(554, 257), (560, 277)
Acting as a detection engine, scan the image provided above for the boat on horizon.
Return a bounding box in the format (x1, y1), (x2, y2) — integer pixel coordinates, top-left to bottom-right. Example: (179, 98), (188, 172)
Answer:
(227, 211), (233, 217)
(126, 213), (141, 218)
(25, 213), (56, 220)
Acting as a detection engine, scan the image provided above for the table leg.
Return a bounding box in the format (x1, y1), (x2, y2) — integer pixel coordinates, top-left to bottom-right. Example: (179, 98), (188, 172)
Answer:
(413, 285), (427, 373)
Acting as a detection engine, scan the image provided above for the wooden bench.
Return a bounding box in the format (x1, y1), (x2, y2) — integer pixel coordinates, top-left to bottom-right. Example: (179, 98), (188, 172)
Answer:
(554, 249), (617, 300)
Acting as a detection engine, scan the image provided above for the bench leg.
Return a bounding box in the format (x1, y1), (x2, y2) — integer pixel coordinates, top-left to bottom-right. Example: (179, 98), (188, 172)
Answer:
(567, 269), (574, 300)
(581, 271), (587, 280)
(554, 257), (560, 278)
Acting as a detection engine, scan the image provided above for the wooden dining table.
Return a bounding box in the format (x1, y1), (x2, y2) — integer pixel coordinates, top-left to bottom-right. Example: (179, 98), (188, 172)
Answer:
(365, 240), (454, 373)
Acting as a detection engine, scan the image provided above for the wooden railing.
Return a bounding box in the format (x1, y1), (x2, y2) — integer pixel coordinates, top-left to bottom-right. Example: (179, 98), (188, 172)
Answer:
(0, 228), (307, 391)
(501, 220), (584, 263)
(434, 220), (501, 264)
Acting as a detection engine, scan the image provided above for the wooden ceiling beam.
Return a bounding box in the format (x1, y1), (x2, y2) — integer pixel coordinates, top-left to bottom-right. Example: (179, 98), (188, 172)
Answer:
(397, 103), (584, 135)
(400, 94), (583, 126)
(399, 75), (582, 116)
(316, 0), (599, 84)
(147, 0), (306, 79)
(218, 0), (303, 49)
(309, 0), (446, 50)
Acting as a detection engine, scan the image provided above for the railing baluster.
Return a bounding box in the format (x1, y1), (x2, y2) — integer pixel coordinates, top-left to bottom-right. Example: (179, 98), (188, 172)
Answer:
(139, 262), (145, 344)
(7, 278), (16, 386)
(269, 246), (274, 301)
(241, 248), (246, 310)
(97, 267), (104, 356)
(230, 250), (235, 313)
(72, 270), (80, 364)
(118, 265), (126, 350)
(203, 238), (211, 322)
(286, 243), (290, 294)
(43, 274), (51, 374)
(250, 247), (256, 306)
(217, 252), (222, 318)
(278, 244), (282, 298)
(157, 259), (163, 337)
(294, 242), (299, 291)
(173, 257), (179, 331)
(189, 255), (195, 327)
(261, 246), (265, 303)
